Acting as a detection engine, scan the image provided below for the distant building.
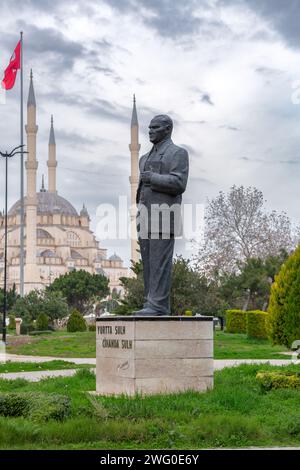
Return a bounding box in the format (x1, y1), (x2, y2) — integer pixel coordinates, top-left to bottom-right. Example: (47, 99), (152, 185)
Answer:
(0, 72), (129, 295)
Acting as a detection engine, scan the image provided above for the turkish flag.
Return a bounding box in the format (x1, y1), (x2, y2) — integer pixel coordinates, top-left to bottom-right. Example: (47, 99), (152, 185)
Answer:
(2, 40), (21, 90)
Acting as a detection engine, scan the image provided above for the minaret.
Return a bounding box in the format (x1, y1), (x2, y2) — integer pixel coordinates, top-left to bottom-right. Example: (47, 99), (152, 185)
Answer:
(129, 95), (140, 263)
(24, 70), (39, 291)
(48, 115), (57, 193)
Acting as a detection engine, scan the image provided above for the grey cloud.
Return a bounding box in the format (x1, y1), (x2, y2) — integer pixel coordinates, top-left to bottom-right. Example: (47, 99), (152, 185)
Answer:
(222, 0), (300, 48)
(49, 129), (116, 149)
(104, 0), (222, 39)
(89, 65), (123, 83)
(184, 120), (207, 125)
(200, 93), (214, 106)
(15, 22), (85, 73)
(46, 155), (130, 210)
(41, 89), (129, 123)
(255, 66), (283, 76)
(219, 125), (240, 131)
(240, 156), (300, 165)
(279, 159), (300, 165)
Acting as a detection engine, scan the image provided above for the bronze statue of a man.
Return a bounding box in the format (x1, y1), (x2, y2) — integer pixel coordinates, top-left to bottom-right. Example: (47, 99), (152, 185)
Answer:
(134, 115), (189, 316)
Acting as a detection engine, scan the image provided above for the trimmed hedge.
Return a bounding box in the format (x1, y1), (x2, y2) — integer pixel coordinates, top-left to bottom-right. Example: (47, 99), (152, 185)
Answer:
(225, 310), (247, 333)
(226, 309), (269, 338)
(0, 392), (71, 421)
(246, 310), (269, 339)
(256, 371), (300, 391)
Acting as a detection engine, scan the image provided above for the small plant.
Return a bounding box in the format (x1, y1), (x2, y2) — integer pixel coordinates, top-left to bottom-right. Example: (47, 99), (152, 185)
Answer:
(256, 371), (300, 391)
(0, 392), (71, 421)
(8, 315), (16, 330)
(67, 309), (87, 332)
(36, 313), (49, 331)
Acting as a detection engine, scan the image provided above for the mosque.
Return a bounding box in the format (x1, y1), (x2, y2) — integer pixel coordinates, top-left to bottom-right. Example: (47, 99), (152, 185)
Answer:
(0, 73), (140, 295)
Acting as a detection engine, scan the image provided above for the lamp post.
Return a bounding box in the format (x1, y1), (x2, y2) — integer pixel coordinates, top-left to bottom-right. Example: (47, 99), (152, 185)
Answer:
(0, 145), (27, 343)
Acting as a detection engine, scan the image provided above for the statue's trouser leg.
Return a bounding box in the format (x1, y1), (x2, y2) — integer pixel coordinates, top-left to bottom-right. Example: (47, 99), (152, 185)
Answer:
(139, 236), (150, 307)
(139, 234), (175, 314)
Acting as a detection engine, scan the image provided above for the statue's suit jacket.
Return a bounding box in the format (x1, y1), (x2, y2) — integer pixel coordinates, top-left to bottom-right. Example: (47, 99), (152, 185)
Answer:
(136, 139), (189, 236)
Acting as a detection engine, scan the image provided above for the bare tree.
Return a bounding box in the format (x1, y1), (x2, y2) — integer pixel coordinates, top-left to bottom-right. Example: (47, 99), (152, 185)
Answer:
(195, 186), (293, 276)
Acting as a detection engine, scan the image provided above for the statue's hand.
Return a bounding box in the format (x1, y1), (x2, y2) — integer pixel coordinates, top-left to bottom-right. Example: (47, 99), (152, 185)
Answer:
(141, 171), (152, 184)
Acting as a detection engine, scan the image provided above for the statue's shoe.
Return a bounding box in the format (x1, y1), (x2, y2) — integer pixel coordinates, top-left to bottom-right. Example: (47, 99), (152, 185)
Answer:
(133, 308), (167, 317)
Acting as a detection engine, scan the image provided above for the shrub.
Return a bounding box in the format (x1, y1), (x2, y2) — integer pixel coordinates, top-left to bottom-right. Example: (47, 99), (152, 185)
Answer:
(184, 310), (193, 316)
(246, 310), (269, 339)
(225, 310), (247, 333)
(36, 313), (49, 331)
(0, 392), (71, 421)
(67, 309), (87, 332)
(8, 315), (16, 330)
(88, 324), (96, 332)
(268, 245), (300, 347)
(20, 322), (35, 335)
(256, 371), (300, 391)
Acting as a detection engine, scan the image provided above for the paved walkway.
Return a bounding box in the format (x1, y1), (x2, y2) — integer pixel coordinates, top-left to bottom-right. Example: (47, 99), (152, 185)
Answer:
(0, 356), (299, 382)
(4, 354), (96, 365)
(0, 369), (86, 382)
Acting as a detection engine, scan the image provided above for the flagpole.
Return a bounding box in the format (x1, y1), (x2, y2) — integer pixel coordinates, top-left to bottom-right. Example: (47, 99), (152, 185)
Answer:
(20, 31), (24, 297)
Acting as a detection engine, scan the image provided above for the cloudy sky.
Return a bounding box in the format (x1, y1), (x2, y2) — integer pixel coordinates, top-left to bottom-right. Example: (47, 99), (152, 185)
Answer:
(1, 0), (300, 264)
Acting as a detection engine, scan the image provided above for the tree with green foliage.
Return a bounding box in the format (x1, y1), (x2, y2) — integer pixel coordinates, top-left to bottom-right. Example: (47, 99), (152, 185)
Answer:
(67, 309), (87, 332)
(114, 257), (223, 316)
(114, 261), (144, 314)
(14, 290), (69, 325)
(268, 245), (300, 347)
(48, 270), (109, 314)
(219, 251), (288, 312)
(0, 284), (19, 313)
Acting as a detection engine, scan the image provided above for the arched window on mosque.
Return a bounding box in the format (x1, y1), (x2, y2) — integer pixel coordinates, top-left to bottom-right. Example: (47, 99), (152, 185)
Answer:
(66, 231), (81, 247)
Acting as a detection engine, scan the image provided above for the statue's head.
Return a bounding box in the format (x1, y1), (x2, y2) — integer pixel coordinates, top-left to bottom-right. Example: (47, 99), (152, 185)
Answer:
(149, 115), (173, 144)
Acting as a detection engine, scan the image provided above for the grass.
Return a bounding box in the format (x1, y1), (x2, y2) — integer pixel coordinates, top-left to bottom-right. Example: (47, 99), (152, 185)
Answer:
(6, 330), (292, 360)
(6, 331), (96, 358)
(0, 360), (94, 374)
(0, 365), (300, 449)
(214, 331), (290, 359)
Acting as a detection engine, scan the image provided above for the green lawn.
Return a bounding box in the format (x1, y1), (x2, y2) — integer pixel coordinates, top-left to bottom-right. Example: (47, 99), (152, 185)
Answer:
(6, 331), (96, 358)
(0, 360), (94, 374)
(6, 330), (292, 360)
(0, 365), (300, 449)
(214, 331), (290, 359)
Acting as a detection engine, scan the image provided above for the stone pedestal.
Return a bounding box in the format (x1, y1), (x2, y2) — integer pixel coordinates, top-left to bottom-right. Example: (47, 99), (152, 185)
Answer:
(96, 316), (214, 396)
(15, 318), (22, 336)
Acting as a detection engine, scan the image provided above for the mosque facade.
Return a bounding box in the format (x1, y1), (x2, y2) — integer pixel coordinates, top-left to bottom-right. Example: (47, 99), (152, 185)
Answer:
(0, 73), (135, 295)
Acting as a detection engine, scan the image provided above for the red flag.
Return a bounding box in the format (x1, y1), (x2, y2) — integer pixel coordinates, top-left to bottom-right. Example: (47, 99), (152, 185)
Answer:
(2, 40), (21, 90)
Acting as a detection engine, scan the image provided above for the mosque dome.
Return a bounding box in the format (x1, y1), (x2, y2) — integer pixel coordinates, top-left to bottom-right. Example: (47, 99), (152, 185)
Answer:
(9, 191), (78, 217)
(109, 253), (122, 262)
